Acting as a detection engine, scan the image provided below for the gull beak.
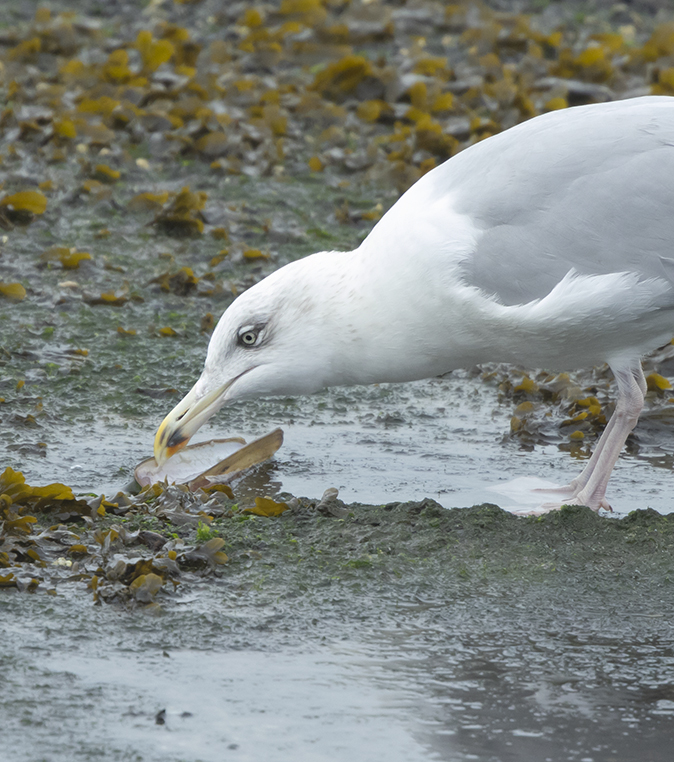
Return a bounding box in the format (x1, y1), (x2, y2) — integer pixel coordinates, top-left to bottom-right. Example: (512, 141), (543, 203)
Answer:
(153, 383), (229, 466)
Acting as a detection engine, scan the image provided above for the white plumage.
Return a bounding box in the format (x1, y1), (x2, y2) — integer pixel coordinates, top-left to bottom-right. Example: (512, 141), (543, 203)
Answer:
(155, 96), (674, 512)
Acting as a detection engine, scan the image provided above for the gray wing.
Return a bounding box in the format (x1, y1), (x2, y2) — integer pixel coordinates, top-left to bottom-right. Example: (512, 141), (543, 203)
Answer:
(434, 97), (674, 305)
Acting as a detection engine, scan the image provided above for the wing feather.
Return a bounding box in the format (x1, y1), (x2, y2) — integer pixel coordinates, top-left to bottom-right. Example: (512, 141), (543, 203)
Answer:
(417, 97), (674, 305)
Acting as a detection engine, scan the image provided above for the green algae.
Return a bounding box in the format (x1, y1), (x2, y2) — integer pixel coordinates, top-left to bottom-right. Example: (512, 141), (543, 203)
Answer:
(215, 499), (674, 596)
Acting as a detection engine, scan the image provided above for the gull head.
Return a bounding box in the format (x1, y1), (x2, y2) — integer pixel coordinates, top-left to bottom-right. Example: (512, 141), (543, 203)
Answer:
(153, 253), (346, 465)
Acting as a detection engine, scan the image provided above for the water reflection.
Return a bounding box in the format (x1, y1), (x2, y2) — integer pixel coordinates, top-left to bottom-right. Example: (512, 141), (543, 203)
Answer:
(343, 606), (674, 762)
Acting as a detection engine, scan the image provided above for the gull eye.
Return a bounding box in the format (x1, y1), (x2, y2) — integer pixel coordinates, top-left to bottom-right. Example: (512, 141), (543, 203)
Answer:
(238, 329), (259, 347)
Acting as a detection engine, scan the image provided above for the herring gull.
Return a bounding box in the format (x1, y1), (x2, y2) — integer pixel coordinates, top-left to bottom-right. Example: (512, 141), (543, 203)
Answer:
(154, 96), (674, 512)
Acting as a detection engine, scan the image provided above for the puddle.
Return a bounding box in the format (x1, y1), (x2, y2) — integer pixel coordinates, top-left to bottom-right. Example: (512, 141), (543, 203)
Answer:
(4, 572), (674, 762)
(9, 373), (674, 516)
(31, 648), (428, 762)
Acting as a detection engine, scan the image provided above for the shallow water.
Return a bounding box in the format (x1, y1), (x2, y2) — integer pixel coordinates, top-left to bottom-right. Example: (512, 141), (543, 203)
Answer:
(11, 371), (674, 516)
(4, 564), (674, 762)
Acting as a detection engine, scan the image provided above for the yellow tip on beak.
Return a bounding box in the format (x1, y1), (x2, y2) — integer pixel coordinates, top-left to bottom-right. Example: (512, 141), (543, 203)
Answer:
(152, 381), (236, 466)
(153, 411), (189, 466)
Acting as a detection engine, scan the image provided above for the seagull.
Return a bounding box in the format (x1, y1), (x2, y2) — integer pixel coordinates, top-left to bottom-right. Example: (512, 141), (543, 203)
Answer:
(154, 96), (674, 512)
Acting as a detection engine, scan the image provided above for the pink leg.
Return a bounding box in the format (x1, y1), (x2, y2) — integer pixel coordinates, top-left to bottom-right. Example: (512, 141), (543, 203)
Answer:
(534, 362), (646, 513)
(534, 413), (619, 497)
